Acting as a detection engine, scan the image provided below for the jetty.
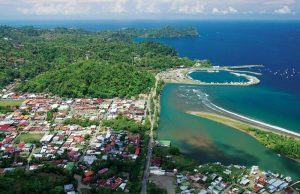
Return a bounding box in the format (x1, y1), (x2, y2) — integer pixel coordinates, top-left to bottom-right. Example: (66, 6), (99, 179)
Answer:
(224, 64), (264, 69)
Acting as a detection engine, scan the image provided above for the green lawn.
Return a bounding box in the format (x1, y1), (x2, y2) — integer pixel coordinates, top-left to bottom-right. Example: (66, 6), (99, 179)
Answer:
(0, 100), (24, 106)
(14, 133), (44, 144)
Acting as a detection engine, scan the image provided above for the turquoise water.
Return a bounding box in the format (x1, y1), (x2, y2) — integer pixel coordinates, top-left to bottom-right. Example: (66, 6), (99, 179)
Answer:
(188, 71), (248, 83)
(158, 84), (300, 179)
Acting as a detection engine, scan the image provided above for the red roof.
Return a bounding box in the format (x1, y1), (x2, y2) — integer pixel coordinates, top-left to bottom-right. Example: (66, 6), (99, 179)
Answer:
(84, 170), (94, 177)
(0, 124), (11, 131)
(73, 136), (84, 142)
(135, 147), (140, 155)
(18, 142), (25, 148)
(5, 147), (15, 152)
(2, 137), (13, 144)
(151, 157), (161, 167)
(256, 177), (267, 185)
(98, 168), (108, 174)
(111, 177), (122, 189)
(98, 179), (106, 187)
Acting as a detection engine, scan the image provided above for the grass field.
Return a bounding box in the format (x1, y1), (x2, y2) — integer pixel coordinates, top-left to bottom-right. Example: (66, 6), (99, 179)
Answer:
(14, 133), (44, 144)
(0, 100), (24, 107)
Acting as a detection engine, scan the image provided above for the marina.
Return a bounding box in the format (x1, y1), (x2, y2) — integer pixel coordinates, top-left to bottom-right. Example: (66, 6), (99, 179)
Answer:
(157, 65), (261, 86)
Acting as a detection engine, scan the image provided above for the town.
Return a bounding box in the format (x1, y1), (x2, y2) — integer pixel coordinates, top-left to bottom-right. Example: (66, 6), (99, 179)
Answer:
(0, 84), (149, 193)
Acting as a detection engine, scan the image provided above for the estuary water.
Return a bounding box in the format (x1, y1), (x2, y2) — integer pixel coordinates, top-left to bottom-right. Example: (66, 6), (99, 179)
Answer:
(159, 84), (300, 179)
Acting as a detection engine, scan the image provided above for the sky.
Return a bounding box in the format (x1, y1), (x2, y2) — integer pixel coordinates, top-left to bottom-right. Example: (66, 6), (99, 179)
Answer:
(0, 0), (299, 20)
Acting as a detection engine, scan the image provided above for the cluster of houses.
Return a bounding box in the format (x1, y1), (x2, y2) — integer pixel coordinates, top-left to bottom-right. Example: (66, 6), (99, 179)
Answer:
(33, 130), (91, 160)
(237, 166), (293, 194)
(85, 129), (142, 162)
(0, 131), (34, 163)
(172, 163), (295, 194)
(0, 85), (148, 193)
(70, 129), (142, 191)
(176, 170), (230, 194)
(68, 98), (146, 122)
(1, 83), (147, 125)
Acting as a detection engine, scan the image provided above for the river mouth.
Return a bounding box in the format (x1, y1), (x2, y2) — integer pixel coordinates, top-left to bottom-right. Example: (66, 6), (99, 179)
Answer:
(158, 83), (300, 180)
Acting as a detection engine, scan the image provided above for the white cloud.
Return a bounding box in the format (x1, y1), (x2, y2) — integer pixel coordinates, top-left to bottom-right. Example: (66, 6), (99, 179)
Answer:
(229, 7), (238, 13)
(10, 0), (299, 18)
(17, 2), (90, 15)
(178, 2), (205, 14)
(170, 1), (205, 14)
(212, 6), (238, 15)
(17, 0), (129, 15)
(136, 0), (161, 13)
(111, 0), (127, 13)
(274, 6), (293, 14)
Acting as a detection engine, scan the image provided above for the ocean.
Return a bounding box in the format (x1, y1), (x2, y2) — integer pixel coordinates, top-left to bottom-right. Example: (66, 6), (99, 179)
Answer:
(2, 20), (300, 178)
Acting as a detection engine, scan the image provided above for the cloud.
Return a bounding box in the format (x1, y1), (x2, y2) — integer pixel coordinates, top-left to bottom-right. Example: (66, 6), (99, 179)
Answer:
(175, 2), (205, 14)
(17, 2), (90, 15)
(136, 0), (161, 13)
(17, 0), (128, 15)
(229, 7), (238, 13)
(274, 6), (293, 14)
(212, 6), (238, 15)
(7, 0), (299, 18)
(111, 0), (127, 13)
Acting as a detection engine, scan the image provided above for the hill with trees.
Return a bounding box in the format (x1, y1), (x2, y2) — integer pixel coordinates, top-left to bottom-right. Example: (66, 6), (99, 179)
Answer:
(0, 26), (200, 97)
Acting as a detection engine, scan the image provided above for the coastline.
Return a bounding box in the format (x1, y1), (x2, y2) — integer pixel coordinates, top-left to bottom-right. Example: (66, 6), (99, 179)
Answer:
(187, 111), (300, 163)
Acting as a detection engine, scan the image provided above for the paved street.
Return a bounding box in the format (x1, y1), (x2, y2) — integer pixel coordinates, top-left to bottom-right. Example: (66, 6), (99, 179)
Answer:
(141, 78), (158, 194)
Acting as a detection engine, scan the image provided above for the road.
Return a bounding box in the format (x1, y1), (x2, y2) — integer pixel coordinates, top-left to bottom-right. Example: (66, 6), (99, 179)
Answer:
(140, 77), (159, 194)
(26, 144), (36, 171)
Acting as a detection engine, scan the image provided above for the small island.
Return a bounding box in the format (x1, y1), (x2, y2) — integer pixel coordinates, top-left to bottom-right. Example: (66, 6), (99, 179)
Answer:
(119, 26), (199, 38)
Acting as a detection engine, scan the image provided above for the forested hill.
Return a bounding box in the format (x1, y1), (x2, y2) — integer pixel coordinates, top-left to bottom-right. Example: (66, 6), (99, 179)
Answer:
(18, 61), (154, 98)
(0, 26), (199, 98)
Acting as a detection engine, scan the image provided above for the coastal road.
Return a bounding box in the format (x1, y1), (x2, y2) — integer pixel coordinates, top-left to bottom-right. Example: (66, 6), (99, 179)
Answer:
(140, 78), (158, 194)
